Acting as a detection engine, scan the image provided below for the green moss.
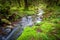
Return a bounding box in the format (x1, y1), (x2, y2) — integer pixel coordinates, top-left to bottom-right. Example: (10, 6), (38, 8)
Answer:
(17, 27), (38, 40)
(17, 21), (57, 40)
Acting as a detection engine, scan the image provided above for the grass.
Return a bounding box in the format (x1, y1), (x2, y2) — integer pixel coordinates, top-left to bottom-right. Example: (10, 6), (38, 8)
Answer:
(17, 21), (59, 40)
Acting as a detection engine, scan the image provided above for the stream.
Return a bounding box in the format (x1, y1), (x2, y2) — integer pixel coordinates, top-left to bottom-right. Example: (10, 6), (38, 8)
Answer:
(0, 9), (44, 40)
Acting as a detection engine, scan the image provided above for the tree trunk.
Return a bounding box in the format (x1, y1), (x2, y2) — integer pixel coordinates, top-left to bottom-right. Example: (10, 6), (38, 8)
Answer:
(24, 0), (28, 10)
(17, 0), (21, 7)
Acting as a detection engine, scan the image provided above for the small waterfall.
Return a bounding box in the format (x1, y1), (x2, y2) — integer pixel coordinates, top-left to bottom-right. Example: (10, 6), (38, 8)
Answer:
(0, 9), (44, 40)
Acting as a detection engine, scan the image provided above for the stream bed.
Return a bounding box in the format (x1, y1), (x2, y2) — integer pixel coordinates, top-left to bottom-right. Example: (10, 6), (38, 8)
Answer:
(0, 9), (44, 40)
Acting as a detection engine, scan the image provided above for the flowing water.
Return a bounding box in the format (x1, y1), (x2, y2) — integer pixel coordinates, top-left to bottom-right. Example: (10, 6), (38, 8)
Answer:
(0, 9), (44, 40)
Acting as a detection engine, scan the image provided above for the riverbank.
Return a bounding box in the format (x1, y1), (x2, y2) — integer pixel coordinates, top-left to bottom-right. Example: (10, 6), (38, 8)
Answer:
(0, 9), (44, 40)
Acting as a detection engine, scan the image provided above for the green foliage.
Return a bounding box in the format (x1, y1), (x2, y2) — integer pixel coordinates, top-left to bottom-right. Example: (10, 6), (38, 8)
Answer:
(40, 0), (60, 7)
(17, 21), (59, 40)
(0, 0), (60, 40)
(17, 27), (38, 40)
(1, 19), (11, 24)
(40, 22), (54, 33)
